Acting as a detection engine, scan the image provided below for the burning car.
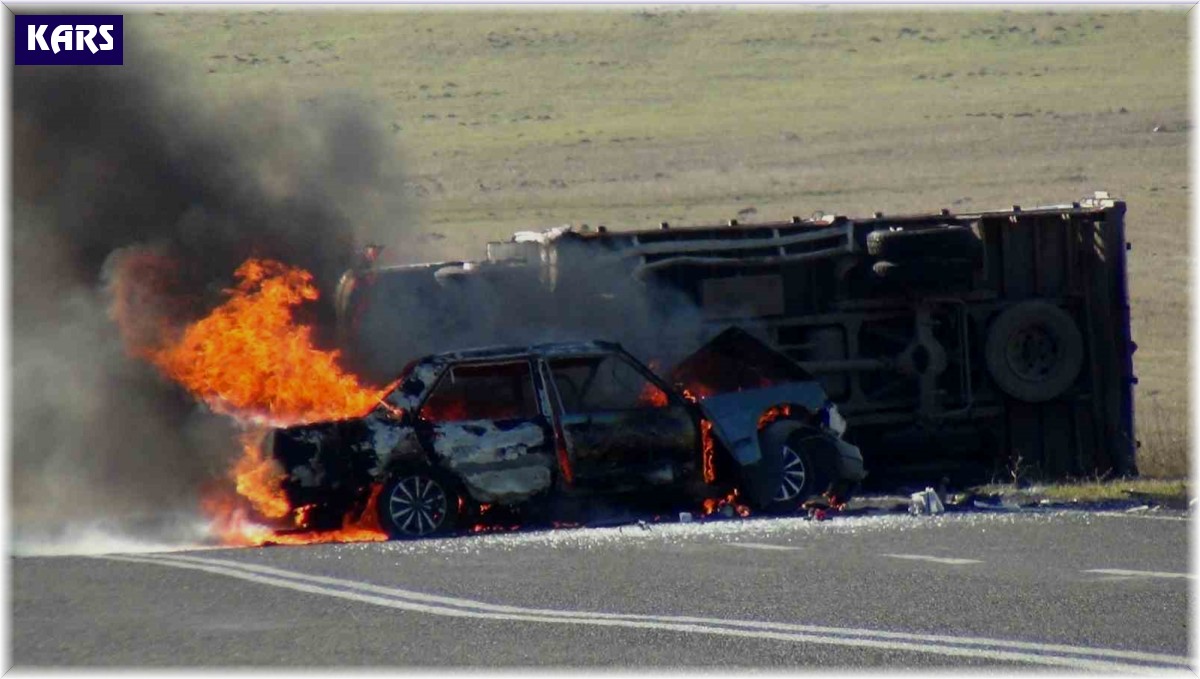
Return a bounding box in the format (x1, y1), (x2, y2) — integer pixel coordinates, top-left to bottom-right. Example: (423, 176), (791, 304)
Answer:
(269, 327), (865, 538)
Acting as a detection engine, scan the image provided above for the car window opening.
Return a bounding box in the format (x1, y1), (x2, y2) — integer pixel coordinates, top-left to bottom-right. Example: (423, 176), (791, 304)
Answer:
(421, 361), (539, 422)
(549, 355), (669, 413)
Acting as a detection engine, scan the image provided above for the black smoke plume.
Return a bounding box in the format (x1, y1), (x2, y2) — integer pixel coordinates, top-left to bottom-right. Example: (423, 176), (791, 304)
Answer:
(12, 33), (409, 539)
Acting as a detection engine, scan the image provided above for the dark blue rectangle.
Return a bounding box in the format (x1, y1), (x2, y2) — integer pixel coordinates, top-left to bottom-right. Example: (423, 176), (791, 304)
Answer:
(15, 15), (123, 66)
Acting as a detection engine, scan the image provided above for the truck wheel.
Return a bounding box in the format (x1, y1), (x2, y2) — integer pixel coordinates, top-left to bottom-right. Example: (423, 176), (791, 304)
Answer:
(984, 302), (1084, 403)
(377, 467), (462, 539)
(743, 423), (835, 514)
(866, 225), (982, 261)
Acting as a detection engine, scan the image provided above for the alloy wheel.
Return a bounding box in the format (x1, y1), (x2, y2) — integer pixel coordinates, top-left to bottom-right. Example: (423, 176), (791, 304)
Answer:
(774, 444), (808, 502)
(386, 474), (449, 537)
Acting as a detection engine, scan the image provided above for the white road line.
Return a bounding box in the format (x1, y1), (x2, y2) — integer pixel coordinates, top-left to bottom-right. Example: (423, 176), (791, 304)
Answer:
(1084, 569), (1194, 580)
(726, 543), (801, 552)
(97, 553), (1189, 672)
(1091, 512), (1190, 522)
(882, 553), (983, 566)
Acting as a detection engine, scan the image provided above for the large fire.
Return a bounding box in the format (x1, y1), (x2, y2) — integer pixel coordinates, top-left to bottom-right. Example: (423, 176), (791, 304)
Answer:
(114, 256), (390, 546)
(148, 259), (381, 424)
(111, 256), (791, 547)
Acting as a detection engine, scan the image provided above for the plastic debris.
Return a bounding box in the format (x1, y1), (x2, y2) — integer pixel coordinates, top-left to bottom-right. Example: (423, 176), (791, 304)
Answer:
(909, 487), (945, 516)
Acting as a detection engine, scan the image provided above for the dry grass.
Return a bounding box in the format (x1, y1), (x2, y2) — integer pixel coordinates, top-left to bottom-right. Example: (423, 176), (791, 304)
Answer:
(973, 478), (1190, 506)
(138, 7), (1189, 477)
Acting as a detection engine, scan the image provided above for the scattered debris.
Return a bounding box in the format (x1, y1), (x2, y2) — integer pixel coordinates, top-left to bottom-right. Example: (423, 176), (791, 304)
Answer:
(909, 488), (946, 515)
(972, 497), (1022, 512)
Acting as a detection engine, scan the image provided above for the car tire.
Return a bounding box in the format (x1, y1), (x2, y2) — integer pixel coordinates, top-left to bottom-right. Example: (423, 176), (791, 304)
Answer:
(866, 225), (982, 261)
(742, 423), (836, 514)
(984, 301), (1085, 403)
(376, 466), (462, 539)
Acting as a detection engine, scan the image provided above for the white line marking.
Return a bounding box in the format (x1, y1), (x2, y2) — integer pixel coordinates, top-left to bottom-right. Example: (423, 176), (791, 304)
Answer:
(882, 553), (983, 566)
(1084, 569), (1194, 580)
(727, 543), (801, 552)
(96, 553), (1189, 672)
(1091, 512), (1190, 522)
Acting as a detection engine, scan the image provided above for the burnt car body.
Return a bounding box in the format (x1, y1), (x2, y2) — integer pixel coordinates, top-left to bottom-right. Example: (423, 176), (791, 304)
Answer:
(270, 327), (865, 538)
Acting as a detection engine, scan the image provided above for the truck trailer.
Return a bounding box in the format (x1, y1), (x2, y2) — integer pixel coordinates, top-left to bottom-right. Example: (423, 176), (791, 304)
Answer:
(336, 192), (1136, 487)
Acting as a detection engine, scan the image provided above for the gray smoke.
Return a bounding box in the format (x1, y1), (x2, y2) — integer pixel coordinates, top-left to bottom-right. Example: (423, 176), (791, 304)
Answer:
(347, 253), (710, 384)
(12, 35), (411, 538)
(11, 27), (709, 548)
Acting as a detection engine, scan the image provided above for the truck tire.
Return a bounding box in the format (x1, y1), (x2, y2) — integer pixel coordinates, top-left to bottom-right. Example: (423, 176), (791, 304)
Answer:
(866, 225), (982, 261)
(984, 302), (1084, 403)
(742, 422), (836, 514)
(872, 258), (977, 286)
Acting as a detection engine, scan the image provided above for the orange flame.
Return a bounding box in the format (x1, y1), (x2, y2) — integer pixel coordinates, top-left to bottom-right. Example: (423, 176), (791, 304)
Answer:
(638, 381), (669, 408)
(232, 431), (289, 519)
(679, 387), (718, 485)
(637, 361), (669, 408)
(699, 419), (717, 484)
(702, 488), (751, 518)
(147, 259), (382, 424)
(116, 257), (393, 547)
(757, 404), (795, 430)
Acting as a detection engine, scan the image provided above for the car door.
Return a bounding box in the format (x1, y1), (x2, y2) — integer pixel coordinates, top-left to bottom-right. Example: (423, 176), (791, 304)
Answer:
(544, 352), (698, 490)
(418, 359), (557, 504)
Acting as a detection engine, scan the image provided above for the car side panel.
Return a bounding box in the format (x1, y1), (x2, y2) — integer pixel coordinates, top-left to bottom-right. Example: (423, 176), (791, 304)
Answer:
(558, 407), (696, 488)
(430, 417), (556, 503)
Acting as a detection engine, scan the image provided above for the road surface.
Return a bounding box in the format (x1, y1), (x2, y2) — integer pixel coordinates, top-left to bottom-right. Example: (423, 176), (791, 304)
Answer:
(12, 508), (1192, 669)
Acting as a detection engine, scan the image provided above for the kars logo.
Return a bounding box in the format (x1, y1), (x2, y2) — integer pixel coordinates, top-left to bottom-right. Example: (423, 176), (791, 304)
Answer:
(15, 15), (123, 66)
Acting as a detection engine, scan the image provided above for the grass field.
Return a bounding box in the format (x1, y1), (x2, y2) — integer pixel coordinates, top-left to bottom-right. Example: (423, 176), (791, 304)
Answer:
(140, 7), (1189, 477)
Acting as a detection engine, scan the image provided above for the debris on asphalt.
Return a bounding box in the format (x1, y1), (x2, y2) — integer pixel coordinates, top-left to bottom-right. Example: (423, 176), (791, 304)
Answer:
(972, 498), (1022, 512)
(909, 487), (946, 516)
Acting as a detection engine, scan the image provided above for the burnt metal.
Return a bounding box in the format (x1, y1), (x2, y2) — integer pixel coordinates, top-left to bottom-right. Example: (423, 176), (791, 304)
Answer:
(270, 331), (864, 534)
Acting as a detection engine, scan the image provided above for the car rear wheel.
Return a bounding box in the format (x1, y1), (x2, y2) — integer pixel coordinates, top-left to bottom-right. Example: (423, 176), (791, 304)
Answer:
(377, 467), (462, 539)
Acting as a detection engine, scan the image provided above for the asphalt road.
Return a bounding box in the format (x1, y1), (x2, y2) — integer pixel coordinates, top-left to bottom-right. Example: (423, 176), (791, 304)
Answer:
(12, 509), (1192, 669)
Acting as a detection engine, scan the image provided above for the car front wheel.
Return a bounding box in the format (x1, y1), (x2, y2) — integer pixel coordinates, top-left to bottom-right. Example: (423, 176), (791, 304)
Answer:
(377, 467), (462, 539)
(775, 442), (810, 503)
(743, 423), (836, 513)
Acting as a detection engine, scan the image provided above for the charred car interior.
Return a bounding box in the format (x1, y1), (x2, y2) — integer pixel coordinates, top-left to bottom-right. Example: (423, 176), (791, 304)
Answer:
(271, 328), (865, 538)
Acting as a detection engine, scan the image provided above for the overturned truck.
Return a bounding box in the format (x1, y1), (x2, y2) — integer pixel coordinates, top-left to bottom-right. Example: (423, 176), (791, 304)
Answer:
(337, 192), (1136, 487)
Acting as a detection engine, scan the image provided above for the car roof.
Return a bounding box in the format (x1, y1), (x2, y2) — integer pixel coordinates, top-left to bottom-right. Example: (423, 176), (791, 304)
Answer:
(417, 339), (624, 365)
